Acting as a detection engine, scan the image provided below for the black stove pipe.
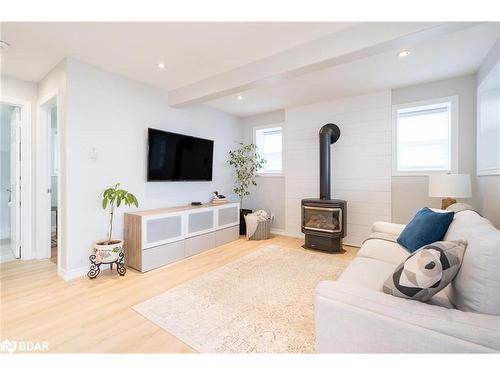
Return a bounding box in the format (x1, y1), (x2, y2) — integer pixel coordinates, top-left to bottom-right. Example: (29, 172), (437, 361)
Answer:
(319, 124), (341, 200)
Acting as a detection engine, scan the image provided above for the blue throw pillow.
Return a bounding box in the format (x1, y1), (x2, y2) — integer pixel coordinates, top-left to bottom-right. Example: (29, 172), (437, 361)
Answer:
(397, 207), (454, 252)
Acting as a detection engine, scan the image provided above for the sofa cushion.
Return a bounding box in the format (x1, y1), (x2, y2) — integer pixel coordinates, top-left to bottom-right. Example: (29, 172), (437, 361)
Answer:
(357, 237), (409, 265)
(339, 250), (455, 308)
(444, 210), (500, 315)
(397, 207), (455, 252)
(382, 240), (467, 302)
(338, 257), (397, 291)
(316, 281), (500, 352)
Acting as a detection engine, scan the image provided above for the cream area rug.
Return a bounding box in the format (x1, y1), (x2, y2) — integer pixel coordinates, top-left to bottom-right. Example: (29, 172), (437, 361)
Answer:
(132, 245), (349, 353)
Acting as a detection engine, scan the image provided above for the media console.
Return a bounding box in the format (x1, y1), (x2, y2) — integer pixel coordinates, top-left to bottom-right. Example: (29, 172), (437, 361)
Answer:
(124, 202), (240, 272)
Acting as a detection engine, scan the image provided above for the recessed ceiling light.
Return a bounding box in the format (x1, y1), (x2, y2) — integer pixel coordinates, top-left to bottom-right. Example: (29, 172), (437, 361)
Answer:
(0, 40), (11, 51)
(157, 62), (165, 69)
(398, 50), (411, 58)
(237, 95), (243, 100)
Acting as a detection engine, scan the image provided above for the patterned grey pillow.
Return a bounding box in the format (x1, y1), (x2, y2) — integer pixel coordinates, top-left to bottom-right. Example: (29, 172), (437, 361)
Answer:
(383, 240), (467, 302)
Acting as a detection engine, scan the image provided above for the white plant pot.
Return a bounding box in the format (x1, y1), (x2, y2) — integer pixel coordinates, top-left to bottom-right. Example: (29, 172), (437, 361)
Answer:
(93, 239), (123, 263)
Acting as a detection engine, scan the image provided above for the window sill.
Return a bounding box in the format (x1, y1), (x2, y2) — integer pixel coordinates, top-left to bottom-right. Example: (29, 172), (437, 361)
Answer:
(392, 169), (456, 177)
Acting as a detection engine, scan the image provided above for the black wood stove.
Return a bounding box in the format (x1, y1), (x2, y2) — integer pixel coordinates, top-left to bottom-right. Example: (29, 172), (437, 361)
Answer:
(301, 124), (346, 252)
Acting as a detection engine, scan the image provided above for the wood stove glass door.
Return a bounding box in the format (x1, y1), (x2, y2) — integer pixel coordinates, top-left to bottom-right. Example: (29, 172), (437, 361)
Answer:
(303, 206), (342, 233)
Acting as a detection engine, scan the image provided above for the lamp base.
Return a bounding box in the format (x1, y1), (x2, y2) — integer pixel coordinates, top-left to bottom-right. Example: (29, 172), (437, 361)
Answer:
(441, 197), (457, 210)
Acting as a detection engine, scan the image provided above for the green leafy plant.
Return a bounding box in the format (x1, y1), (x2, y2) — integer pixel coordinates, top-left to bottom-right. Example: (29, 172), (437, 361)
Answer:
(101, 183), (139, 244)
(228, 143), (266, 207)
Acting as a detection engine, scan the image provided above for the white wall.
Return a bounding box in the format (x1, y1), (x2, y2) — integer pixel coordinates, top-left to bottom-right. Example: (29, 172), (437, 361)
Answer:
(477, 37), (500, 229)
(241, 110), (286, 231)
(391, 75), (478, 224)
(284, 91), (392, 246)
(63, 59), (243, 273)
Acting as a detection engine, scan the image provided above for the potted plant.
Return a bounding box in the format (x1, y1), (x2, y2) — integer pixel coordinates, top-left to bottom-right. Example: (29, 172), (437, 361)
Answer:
(228, 143), (266, 235)
(93, 183), (139, 263)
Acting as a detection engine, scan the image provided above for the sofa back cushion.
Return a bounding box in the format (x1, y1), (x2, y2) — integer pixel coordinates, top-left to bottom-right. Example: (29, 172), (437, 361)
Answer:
(444, 210), (500, 315)
(397, 207), (454, 252)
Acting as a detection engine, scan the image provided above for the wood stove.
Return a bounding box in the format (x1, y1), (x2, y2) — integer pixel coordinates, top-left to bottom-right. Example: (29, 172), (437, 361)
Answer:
(301, 123), (346, 252)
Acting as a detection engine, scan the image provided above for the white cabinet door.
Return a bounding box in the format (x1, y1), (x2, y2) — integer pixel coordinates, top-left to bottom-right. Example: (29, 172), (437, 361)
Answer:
(186, 208), (215, 238)
(216, 203), (240, 229)
(142, 213), (184, 249)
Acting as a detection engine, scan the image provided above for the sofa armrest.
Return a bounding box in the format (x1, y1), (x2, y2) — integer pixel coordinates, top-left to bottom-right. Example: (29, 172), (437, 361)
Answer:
(371, 221), (406, 236)
(315, 281), (500, 353)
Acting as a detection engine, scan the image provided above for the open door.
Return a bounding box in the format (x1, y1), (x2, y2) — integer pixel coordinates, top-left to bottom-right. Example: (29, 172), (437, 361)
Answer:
(9, 106), (21, 259)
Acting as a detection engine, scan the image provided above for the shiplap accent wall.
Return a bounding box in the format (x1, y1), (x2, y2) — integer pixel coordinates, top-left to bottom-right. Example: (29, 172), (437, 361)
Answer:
(284, 90), (392, 246)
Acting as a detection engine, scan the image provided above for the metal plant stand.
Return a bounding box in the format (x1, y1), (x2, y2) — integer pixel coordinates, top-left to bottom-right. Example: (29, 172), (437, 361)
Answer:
(87, 252), (126, 279)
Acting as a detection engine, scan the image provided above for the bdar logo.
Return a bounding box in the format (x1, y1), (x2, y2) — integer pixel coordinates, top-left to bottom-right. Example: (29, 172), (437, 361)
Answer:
(1, 339), (17, 353)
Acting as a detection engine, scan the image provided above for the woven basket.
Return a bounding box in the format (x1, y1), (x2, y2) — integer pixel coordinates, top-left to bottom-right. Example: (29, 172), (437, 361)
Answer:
(248, 218), (272, 240)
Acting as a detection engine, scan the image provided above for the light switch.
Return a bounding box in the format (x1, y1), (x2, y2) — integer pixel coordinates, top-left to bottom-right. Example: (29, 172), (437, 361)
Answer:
(89, 147), (98, 160)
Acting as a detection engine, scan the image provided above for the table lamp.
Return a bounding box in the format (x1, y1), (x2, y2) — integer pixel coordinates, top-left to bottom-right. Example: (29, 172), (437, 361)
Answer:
(428, 173), (472, 210)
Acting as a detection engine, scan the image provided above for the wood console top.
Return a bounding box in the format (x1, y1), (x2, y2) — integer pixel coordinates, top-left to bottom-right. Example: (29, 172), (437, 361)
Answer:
(125, 201), (238, 217)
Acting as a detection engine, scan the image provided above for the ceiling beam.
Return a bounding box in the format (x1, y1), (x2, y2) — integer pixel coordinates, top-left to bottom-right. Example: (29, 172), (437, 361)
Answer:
(168, 22), (481, 107)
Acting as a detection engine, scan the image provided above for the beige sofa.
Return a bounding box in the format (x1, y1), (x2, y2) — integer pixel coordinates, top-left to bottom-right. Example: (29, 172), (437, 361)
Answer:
(315, 209), (500, 353)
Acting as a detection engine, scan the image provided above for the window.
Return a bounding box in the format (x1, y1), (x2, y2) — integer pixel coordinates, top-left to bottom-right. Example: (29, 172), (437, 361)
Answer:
(254, 126), (282, 173)
(392, 96), (458, 175)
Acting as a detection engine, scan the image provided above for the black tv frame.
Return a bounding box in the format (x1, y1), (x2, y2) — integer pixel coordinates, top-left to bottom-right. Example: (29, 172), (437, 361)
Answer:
(147, 128), (214, 182)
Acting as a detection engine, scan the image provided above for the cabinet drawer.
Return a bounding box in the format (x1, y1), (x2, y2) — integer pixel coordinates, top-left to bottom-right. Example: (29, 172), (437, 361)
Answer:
(215, 225), (239, 247)
(185, 232), (216, 258)
(141, 241), (184, 272)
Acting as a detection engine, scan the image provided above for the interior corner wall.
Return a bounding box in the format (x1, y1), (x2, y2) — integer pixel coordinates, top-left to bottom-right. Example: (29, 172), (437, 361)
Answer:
(64, 59), (243, 274)
(284, 91), (392, 246)
(476, 37), (500, 229)
(241, 110), (286, 231)
(391, 75), (478, 224)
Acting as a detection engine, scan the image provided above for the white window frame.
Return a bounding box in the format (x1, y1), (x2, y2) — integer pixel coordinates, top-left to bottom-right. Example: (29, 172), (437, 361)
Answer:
(253, 124), (284, 176)
(392, 96), (459, 176)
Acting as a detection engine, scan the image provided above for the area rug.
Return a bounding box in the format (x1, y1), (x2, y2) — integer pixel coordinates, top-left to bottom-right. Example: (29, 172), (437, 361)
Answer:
(132, 245), (349, 353)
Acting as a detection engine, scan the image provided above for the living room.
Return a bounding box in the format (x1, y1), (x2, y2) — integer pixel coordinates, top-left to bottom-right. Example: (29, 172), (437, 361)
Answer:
(1, 1), (499, 372)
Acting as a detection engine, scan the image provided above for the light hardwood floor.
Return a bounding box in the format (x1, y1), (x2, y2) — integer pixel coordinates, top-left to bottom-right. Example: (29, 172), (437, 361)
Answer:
(0, 235), (357, 353)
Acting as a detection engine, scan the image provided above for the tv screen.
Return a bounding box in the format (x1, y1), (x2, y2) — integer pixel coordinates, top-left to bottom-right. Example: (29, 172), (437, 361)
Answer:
(147, 128), (214, 181)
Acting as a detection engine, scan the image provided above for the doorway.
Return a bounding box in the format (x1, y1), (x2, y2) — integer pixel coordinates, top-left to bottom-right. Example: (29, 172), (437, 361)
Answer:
(0, 102), (21, 263)
(49, 106), (59, 264)
(37, 94), (60, 265)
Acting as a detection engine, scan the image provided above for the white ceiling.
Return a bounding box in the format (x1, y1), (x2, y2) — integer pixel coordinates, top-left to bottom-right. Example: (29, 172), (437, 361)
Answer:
(1, 22), (499, 118)
(206, 23), (500, 116)
(0, 22), (355, 88)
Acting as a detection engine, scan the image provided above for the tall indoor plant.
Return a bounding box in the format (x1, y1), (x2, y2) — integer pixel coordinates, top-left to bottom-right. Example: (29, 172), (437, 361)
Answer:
(228, 143), (266, 234)
(93, 182), (139, 263)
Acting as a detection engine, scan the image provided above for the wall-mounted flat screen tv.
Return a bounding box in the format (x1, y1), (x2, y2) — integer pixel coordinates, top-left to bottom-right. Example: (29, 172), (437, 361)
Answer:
(147, 128), (214, 181)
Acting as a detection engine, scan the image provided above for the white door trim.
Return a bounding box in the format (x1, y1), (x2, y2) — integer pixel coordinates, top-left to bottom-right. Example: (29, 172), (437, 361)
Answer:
(9, 107), (21, 258)
(1, 96), (33, 260)
(36, 91), (59, 261)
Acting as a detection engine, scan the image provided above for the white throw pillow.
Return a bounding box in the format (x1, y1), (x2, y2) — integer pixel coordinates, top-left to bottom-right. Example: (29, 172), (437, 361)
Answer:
(444, 210), (500, 315)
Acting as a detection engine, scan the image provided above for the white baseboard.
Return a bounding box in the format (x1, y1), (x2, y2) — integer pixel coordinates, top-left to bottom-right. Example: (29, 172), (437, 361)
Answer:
(57, 265), (89, 281)
(270, 228), (286, 235)
(283, 231), (304, 239)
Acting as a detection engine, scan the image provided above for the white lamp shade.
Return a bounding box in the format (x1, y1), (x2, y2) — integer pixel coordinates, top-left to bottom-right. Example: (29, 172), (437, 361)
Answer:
(428, 174), (472, 198)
